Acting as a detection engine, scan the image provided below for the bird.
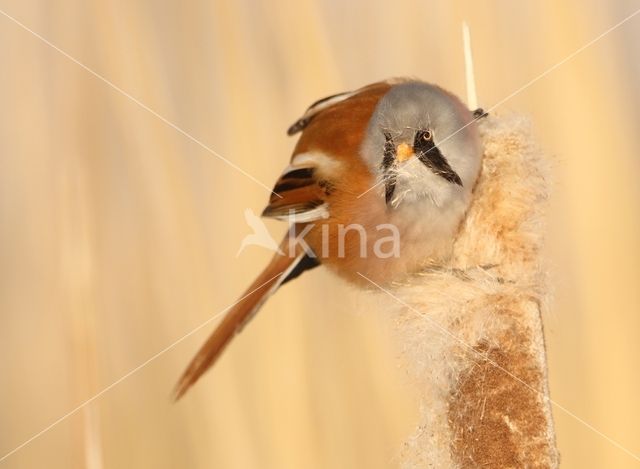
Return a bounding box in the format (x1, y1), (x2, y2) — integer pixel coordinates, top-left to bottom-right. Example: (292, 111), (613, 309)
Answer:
(174, 78), (484, 399)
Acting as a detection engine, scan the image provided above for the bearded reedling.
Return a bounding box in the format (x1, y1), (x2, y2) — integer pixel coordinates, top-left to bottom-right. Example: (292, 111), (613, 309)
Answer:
(174, 78), (484, 399)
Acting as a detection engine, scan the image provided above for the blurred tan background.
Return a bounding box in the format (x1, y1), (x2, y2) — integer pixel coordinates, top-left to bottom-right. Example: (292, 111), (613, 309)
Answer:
(0, 0), (639, 468)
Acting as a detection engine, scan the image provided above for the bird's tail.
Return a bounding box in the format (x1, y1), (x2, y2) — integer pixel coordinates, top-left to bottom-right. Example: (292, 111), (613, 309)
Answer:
(174, 236), (314, 400)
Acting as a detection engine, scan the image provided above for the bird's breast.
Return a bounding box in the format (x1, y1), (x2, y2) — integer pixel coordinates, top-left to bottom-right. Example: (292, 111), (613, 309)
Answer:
(302, 191), (468, 285)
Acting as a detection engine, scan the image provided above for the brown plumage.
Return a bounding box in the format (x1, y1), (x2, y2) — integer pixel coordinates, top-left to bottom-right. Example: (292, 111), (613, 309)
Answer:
(175, 83), (390, 399)
(175, 79), (482, 398)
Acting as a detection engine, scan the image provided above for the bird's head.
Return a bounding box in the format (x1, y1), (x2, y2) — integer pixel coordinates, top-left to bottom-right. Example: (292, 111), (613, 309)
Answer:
(361, 81), (483, 208)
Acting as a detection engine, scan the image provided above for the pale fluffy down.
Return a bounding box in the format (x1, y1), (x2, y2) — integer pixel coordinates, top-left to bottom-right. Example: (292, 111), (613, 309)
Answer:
(373, 114), (559, 468)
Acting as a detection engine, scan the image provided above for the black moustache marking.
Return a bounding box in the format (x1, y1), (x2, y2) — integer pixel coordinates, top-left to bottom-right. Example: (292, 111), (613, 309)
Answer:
(384, 176), (397, 205)
(414, 131), (463, 186)
(381, 132), (397, 205)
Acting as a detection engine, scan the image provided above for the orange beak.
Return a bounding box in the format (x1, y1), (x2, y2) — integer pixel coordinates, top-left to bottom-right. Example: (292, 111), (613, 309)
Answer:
(396, 143), (414, 162)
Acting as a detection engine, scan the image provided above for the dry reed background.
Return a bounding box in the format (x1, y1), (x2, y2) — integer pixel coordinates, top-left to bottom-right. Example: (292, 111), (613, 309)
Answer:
(0, 1), (639, 468)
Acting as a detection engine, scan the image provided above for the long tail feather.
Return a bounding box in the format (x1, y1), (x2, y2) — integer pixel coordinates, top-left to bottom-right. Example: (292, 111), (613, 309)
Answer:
(174, 242), (309, 400)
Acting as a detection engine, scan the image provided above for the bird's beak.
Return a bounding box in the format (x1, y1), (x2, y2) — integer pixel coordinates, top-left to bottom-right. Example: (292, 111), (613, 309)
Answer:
(396, 143), (414, 162)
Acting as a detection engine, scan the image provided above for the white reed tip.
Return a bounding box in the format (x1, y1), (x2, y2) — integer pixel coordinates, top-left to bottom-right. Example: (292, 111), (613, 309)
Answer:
(462, 21), (478, 111)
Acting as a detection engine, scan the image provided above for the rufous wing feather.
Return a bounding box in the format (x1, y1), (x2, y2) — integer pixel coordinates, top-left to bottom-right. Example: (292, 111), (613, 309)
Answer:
(261, 165), (331, 222)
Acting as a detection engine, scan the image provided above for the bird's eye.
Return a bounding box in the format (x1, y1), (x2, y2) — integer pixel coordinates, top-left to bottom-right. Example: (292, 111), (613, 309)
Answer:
(422, 130), (433, 141)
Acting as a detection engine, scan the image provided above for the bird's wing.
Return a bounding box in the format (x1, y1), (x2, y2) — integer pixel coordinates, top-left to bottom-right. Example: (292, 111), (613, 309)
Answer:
(266, 79), (399, 222)
(174, 236), (318, 400)
(261, 165), (332, 222)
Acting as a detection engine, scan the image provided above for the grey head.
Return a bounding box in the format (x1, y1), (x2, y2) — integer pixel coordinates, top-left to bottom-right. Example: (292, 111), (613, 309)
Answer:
(360, 81), (483, 208)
